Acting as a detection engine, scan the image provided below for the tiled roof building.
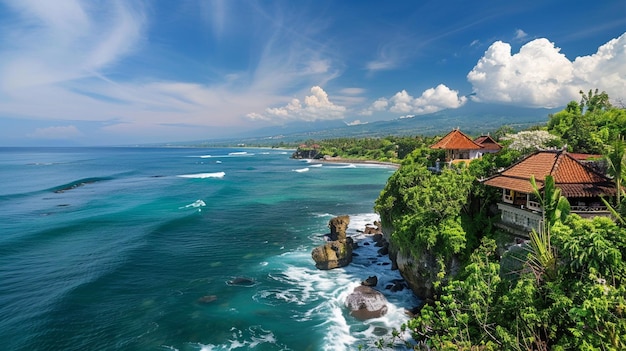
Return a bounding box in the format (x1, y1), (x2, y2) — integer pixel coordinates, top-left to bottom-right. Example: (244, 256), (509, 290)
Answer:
(430, 129), (502, 164)
(483, 149), (615, 198)
(473, 135), (502, 152)
(482, 148), (615, 235)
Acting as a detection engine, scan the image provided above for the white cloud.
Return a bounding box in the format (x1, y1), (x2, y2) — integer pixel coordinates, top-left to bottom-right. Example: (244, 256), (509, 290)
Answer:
(339, 87), (366, 95)
(304, 59), (331, 74)
(247, 86), (346, 122)
(0, 0), (145, 92)
(389, 84), (467, 114)
(467, 33), (626, 108)
(514, 29), (528, 40)
(27, 125), (82, 139)
(345, 119), (367, 126)
(359, 98), (388, 115)
(572, 34), (626, 102)
(360, 85), (466, 116)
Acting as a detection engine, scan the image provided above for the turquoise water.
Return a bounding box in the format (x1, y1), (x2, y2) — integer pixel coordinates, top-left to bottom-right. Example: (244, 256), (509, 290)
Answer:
(0, 147), (417, 350)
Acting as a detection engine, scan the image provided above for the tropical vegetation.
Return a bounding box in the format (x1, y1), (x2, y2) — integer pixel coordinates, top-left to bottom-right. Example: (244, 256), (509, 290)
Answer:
(368, 90), (626, 350)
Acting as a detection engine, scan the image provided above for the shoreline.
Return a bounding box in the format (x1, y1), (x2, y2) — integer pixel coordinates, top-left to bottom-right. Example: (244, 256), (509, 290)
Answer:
(307, 157), (400, 169)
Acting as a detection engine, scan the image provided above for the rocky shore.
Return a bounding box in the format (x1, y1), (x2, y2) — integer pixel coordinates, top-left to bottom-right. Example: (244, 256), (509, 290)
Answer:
(311, 215), (417, 321)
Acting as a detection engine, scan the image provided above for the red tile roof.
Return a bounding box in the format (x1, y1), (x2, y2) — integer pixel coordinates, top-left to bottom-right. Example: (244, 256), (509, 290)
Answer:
(483, 149), (615, 198)
(430, 129), (482, 150)
(473, 135), (502, 151)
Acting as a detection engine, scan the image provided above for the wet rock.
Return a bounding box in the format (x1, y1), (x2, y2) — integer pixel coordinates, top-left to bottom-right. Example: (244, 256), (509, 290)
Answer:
(312, 216), (353, 270)
(361, 275), (378, 287)
(227, 277), (255, 286)
(327, 215), (350, 241)
(345, 285), (388, 320)
(311, 237), (353, 270)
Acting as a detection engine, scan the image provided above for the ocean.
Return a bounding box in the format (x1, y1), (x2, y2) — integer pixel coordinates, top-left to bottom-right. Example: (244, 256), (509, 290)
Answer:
(0, 147), (418, 350)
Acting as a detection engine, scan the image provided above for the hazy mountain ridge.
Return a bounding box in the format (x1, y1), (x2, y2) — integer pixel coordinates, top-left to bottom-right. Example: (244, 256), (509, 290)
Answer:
(180, 103), (559, 147)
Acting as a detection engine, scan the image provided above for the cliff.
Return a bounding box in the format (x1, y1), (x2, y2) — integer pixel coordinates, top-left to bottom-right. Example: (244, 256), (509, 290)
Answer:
(381, 225), (461, 300)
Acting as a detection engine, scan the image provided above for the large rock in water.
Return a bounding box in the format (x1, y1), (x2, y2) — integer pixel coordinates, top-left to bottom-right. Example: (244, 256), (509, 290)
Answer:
(345, 285), (388, 320)
(328, 215), (349, 241)
(311, 238), (353, 270)
(311, 216), (353, 270)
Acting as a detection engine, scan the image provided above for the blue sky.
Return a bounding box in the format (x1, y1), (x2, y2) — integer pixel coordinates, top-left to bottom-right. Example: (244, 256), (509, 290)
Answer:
(0, 0), (625, 146)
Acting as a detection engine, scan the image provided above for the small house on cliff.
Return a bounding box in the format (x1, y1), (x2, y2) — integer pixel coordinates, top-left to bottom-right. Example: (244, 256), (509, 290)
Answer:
(430, 129), (502, 164)
(482, 148), (616, 236)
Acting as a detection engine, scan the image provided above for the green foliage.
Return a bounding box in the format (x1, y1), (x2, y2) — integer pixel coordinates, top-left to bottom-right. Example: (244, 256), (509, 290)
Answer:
(553, 215), (626, 284)
(375, 161), (474, 258)
(605, 135), (626, 208)
(294, 135), (441, 163)
(407, 238), (502, 349)
(547, 89), (626, 153)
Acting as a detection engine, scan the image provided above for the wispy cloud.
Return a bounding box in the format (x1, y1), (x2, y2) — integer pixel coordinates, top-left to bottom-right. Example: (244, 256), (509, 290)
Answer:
(0, 0), (145, 91)
(27, 125), (83, 140)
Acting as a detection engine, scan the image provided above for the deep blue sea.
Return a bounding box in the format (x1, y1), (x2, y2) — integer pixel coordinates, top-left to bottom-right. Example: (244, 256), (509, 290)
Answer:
(0, 147), (418, 350)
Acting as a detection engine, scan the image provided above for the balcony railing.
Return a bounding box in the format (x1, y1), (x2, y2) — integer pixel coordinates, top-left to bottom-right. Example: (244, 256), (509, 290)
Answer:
(497, 203), (543, 233)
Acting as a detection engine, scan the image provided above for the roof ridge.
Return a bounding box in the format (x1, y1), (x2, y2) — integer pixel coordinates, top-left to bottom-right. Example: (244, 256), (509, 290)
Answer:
(548, 149), (564, 176)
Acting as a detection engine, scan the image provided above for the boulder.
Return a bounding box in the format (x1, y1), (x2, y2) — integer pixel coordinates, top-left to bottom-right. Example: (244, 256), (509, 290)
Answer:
(345, 285), (388, 320)
(311, 238), (353, 270)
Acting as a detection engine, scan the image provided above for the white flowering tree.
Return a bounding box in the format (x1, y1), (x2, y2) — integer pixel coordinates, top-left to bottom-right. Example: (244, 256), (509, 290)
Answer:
(501, 130), (561, 153)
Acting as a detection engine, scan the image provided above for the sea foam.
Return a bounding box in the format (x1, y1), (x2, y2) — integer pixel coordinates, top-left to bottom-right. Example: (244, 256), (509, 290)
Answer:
(179, 200), (206, 209)
(177, 172), (225, 179)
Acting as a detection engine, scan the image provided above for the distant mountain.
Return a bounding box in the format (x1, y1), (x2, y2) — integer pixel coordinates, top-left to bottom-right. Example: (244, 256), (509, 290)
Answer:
(174, 102), (560, 146)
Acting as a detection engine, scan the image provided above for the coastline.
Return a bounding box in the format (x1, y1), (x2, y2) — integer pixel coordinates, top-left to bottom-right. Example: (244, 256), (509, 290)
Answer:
(307, 157), (400, 169)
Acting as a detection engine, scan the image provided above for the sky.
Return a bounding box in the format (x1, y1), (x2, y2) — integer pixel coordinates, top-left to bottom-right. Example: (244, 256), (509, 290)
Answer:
(0, 0), (625, 146)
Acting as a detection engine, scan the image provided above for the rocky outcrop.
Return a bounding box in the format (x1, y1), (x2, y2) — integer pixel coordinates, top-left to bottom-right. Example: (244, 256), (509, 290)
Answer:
(311, 215), (353, 270)
(328, 215), (349, 241)
(291, 149), (321, 159)
(345, 285), (388, 320)
(311, 239), (354, 270)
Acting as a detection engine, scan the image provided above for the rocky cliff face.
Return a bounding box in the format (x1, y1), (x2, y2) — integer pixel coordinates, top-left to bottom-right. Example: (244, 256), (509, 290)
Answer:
(382, 225), (461, 300)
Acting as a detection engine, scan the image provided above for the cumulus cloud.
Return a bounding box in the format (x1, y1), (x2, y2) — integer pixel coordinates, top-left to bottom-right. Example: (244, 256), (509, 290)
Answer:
(359, 97), (389, 116)
(572, 34), (626, 102)
(27, 125), (82, 139)
(467, 33), (626, 108)
(247, 86), (346, 122)
(389, 84), (467, 114)
(360, 85), (466, 116)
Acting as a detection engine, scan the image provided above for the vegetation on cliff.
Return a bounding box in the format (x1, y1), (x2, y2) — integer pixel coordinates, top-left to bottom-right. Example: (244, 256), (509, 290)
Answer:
(373, 91), (626, 349)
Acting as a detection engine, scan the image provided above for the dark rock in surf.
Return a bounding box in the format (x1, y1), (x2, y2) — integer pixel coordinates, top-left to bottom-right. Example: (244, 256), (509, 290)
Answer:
(227, 277), (255, 286)
(361, 276), (378, 287)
